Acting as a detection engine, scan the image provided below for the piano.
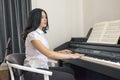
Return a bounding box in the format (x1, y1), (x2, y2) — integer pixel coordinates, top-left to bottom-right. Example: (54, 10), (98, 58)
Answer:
(54, 37), (120, 80)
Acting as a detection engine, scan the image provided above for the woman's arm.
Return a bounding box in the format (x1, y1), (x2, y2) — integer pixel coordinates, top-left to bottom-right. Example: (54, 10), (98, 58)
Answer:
(31, 40), (84, 59)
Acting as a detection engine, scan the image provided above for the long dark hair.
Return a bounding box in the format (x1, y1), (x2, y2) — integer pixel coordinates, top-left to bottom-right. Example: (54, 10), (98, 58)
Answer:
(22, 8), (49, 41)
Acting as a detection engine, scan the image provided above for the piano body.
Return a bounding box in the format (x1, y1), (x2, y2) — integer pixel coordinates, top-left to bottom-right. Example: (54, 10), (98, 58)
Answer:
(54, 37), (120, 80)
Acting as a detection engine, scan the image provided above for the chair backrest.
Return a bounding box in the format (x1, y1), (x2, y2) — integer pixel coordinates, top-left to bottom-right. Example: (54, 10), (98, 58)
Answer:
(6, 53), (25, 80)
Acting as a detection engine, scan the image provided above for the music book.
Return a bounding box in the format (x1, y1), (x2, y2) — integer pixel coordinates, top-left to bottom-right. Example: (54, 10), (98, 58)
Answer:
(87, 20), (120, 44)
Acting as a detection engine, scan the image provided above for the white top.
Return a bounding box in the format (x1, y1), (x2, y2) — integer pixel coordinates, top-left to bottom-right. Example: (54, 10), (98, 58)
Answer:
(24, 28), (49, 69)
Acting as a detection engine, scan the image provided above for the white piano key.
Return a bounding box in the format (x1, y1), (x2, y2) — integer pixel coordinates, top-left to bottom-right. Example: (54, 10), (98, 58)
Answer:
(80, 56), (120, 69)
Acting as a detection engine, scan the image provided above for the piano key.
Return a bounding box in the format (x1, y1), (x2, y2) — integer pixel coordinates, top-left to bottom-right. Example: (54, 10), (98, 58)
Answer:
(80, 56), (120, 69)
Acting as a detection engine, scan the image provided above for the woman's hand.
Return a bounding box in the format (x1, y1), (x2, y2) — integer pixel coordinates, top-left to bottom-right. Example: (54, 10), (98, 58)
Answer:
(58, 49), (84, 59)
(58, 49), (72, 54)
(71, 53), (84, 59)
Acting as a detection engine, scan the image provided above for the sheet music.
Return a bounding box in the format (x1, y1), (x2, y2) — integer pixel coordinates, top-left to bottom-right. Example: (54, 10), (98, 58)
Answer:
(87, 20), (120, 44)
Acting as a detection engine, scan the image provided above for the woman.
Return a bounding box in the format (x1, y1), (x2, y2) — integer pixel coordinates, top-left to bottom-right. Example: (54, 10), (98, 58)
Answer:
(22, 8), (84, 80)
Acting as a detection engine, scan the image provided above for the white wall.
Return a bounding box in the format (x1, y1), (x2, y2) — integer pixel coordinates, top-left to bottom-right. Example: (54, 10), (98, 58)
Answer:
(32, 0), (120, 49)
(83, 0), (120, 36)
(32, 0), (83, 49)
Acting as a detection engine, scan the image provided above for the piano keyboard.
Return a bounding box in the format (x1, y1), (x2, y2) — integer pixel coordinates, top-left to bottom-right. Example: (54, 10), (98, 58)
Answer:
(80, 56), (120, 69)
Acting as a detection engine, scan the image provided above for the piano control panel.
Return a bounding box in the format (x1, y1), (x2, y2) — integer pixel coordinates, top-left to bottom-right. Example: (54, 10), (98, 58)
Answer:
(74, 48), (120, 62)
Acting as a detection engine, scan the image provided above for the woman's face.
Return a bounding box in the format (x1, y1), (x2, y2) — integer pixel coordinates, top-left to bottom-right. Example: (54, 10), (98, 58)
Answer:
(39, 11), (47, 29)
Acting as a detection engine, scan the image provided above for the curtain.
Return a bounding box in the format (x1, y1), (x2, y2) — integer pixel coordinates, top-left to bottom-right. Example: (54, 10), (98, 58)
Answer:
(0, 0), (31, 63)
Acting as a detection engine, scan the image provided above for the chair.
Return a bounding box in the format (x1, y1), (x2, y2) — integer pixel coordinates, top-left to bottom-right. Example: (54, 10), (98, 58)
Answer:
(6, 53), (57, 80)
